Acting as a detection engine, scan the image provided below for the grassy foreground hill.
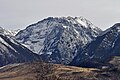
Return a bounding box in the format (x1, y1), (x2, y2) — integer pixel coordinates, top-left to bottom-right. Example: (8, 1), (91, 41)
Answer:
(0, 61), (119, 80)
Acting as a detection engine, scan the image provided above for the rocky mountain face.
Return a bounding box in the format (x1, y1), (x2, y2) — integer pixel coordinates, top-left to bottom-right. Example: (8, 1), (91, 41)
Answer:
(0, 27), (40, 67)
(15, 16), (102, 64)
(70, 23), (120, 67)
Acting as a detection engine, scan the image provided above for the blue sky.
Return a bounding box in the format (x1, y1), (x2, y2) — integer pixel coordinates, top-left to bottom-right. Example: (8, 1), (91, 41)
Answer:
(0, 0), (120, 30)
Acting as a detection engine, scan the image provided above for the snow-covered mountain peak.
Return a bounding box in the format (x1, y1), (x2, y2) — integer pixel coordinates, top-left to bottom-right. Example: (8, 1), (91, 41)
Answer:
(16, 16), (102, 64)
(56, 16), (98, 30)
(29, 16), (99, 31)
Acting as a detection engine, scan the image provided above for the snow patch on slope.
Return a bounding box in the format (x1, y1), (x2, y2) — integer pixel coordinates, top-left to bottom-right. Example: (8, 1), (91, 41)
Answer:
(0, 37), (17, 52)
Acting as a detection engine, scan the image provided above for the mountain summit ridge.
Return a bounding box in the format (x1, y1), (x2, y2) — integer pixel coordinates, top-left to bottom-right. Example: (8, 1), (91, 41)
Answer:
(16, 16), (102, 64)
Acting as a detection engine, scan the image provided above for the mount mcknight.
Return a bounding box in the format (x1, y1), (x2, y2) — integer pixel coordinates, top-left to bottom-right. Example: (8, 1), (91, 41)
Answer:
(15, 16), (102, 64)
(0, 16), (120, 69)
